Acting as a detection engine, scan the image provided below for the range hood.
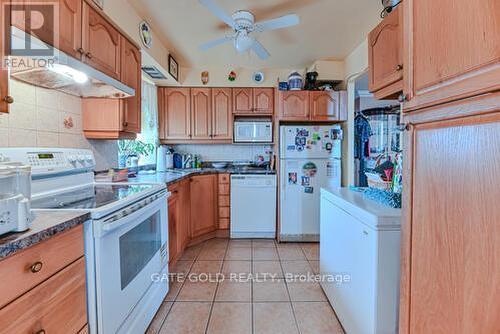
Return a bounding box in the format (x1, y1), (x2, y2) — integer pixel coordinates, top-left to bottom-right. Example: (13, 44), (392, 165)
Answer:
(9, 27), (134, 98)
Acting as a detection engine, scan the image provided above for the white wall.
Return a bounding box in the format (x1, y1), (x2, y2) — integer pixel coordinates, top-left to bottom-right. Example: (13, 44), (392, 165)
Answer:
(344, 39), (369, 81)
(342, 39), (369, 186)
(0, 79), (118, 170)
(178, 60), (345, 87)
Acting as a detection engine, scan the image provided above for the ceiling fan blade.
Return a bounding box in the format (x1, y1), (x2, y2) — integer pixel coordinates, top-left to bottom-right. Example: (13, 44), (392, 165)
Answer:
(255, 14), (300, 32)
(199, 36), (233, 51)
(198, 0), (236, 29)
(251, 41), (270, 60)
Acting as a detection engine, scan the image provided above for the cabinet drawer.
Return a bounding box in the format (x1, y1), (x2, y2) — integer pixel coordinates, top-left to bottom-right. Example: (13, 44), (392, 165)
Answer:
(218, 174), (230, 184)
(0, 225), (84, 308)
(218, 184), (230, 195)
(218, 195), (230, 207)
(219, 207), (230, 219)
(219, 218), (230, 230)
(0, 257), (87, 334)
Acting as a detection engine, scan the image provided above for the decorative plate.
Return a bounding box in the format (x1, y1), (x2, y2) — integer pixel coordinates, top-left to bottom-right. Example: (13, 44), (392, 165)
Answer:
(253, 71), (264, 84)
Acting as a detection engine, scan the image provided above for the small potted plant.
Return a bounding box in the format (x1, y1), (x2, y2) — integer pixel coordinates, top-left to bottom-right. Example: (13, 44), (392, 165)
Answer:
(118, 140), (155, 168)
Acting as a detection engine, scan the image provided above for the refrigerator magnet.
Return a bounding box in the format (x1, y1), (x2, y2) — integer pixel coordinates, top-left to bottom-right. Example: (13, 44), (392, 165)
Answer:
(302, 162), (318, 177)
(304, 187), (314, 194)
(331, 128), (343, 140)
(288, 172), (298, 185)
(301, 176), (310, 186)
(287, 145), (296, 151)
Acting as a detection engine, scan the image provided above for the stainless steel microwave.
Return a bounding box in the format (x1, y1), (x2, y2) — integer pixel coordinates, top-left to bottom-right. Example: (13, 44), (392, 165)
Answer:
(234, 120), (273, 143)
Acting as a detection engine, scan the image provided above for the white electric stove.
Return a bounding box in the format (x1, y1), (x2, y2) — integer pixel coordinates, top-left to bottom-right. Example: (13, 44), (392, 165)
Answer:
(0, 148), (170, 334)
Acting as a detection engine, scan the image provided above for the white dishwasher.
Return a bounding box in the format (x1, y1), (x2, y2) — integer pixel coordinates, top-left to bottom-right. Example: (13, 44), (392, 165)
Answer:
(230, 174), (277, 238)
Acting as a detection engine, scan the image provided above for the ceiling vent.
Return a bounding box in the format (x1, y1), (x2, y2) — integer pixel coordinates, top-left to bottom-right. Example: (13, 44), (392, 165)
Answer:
(142, 66), (167, 80)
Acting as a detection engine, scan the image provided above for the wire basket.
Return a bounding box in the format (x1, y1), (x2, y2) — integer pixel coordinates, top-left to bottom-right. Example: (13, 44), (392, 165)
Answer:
(365, 172), (392, 191)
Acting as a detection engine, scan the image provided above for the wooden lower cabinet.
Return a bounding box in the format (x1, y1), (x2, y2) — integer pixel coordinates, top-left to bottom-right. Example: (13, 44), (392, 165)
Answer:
(0, 225), (87, 334)
(190, 175), (218, 239)
(167, 179), (190, 266)
(217, 174), (230, 230)
(399, 93), (500, 333)
(0, 225), (84, 308)
(0, 258), (87, 334)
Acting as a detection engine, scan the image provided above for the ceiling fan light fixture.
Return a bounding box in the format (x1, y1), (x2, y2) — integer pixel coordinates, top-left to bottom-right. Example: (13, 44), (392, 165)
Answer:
(234, 30), (254, 53)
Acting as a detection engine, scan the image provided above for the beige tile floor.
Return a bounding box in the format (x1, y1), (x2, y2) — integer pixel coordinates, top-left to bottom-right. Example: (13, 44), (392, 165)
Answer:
(146, 239), (344, 334)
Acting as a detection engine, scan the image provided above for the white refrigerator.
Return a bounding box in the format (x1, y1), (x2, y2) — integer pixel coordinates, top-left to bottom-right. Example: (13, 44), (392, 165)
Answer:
(279, 125), (342, 241)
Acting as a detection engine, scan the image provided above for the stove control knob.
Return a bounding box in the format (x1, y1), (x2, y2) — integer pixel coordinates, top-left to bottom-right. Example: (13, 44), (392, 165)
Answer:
(85, 155), (93, 162)
(77, 155), (85, 162)
(68, 155), (77, 163)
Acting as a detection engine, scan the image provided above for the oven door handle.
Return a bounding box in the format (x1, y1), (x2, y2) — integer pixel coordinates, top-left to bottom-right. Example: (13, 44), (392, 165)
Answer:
(95, 192), (168, 237)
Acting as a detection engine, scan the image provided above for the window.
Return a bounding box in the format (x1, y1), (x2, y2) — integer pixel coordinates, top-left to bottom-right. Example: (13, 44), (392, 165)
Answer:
(118, 80), (158, 167)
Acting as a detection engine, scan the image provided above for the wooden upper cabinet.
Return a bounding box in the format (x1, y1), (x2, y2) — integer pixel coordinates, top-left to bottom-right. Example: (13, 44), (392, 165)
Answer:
(82, 2), (121, 80)
(19, 0), (83, 60)
(403, 0), (500, 111)
(310, 91), (345, 121)
(190, 175), (218, 238)
(0, 0), (10, 113)
(191, 88), (212, 140)
(368, 5), (403, 99)
(212, 88), (233, 140)
(120, 36), (141, 134)
(233, 88), (253, 114)
(57, 0), (83, 59)
(278, 91), (309, 120)
(253, 88), (274, 114)
(159, 87), (191, 140)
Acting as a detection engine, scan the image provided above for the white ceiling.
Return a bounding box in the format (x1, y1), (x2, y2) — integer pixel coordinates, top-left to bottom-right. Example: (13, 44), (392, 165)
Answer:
(130, 0), (382, 69)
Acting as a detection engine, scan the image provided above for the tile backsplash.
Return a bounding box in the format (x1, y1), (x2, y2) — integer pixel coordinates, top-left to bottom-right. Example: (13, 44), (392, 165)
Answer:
(172, 144), (273, 162)
(0, 79), (118, 170)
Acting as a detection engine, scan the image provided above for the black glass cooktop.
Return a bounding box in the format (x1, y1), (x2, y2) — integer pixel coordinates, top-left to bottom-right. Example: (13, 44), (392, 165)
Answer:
(31, 184), (155, 210)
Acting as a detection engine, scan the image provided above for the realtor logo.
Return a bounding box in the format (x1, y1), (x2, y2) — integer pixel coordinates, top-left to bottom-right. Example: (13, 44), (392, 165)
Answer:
(2, 1), (59, 69)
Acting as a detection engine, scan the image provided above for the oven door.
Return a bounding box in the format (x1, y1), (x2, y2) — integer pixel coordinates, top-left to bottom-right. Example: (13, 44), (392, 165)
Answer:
(93, 192), (168, 334)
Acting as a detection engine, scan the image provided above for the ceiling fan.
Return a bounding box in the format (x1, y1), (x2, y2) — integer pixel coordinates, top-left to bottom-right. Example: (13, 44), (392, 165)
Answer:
(198, 0), (300, 60)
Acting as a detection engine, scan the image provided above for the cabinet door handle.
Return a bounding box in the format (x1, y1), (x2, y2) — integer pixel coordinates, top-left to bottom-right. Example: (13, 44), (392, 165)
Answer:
(35, 330), (46, 334)
(123, 121), (128, 127)
(30, 261), (43, 273)
(86, 52), (93, 59)
(396, 64), (403, 71)
(398, 94), (408, 103)
(3, 96), (14, 104)
(77, 47), (85, 54)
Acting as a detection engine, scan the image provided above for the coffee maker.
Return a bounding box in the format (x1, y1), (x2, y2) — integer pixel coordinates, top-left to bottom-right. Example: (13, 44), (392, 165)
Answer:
(304, 71), (319, 90)
(0, 159), (32, 235)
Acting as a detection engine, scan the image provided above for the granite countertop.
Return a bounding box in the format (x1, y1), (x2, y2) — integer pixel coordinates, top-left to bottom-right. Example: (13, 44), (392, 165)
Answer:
(0, 210), (90, 260)
(129, 167), (276, 186)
